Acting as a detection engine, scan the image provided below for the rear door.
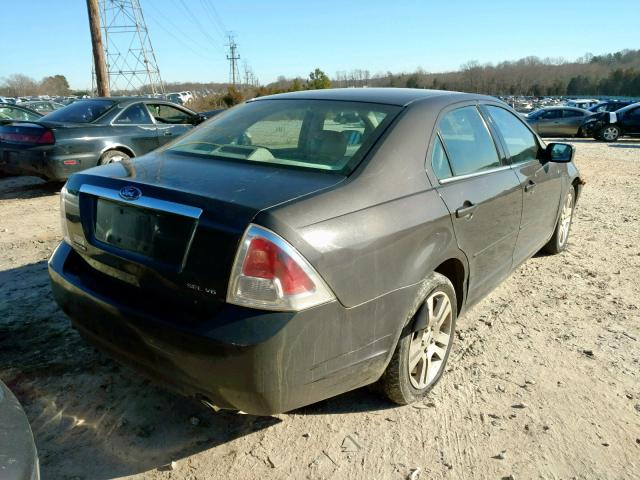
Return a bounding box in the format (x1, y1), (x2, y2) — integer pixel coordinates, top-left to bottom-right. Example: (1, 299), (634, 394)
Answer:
(146, 103), (196, 145)
(483, 104), (563, 265)
(430, 104), (522, 305)
(561, 108), (585, 135)
(537, 109), (562, 136)
(111, 102), (159, 155)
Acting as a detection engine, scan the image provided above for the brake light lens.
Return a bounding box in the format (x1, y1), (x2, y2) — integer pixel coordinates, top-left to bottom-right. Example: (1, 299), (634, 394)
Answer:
(227, 225), (335, 311)
(0, 129), (55, 144)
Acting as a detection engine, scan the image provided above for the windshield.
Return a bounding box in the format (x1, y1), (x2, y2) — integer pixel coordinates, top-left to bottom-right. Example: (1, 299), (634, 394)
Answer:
(41, 99), (116, 123)
(168, 99), (401, 174)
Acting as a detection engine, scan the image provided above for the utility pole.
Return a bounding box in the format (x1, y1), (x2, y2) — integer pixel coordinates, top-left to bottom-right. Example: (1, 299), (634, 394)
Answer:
(227, 34), (240, 87)
(86, 0), (110, 96)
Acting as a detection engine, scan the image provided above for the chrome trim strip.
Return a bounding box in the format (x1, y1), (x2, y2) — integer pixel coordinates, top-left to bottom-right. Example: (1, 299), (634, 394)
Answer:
(439, 165), (512, 184)
(79, 184), (203, 219)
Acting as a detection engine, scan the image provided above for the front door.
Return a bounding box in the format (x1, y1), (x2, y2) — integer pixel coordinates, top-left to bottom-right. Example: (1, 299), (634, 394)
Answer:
(431, 105), (522, 306)
(621, 106), (640, 134)
(111, 102), (159, 155)
(483, 105), (563, 265)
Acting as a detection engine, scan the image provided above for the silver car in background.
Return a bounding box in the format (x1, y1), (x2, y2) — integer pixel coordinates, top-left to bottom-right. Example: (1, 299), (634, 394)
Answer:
(525, 106), (592, 137)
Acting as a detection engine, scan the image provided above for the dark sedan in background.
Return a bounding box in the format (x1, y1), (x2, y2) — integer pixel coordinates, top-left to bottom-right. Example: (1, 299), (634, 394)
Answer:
(524, 106), (591, 136)
(50, 88), (582, 415)
(0, 97), (207, 181)
(587, 100), (632, 113)
(581, 101), (640, 141)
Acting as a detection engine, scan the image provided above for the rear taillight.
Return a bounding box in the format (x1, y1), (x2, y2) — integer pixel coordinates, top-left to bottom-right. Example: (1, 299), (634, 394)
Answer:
(37, 130), (55, 144)
(227, 225), (335, 311)
(0, 129), (55, 144)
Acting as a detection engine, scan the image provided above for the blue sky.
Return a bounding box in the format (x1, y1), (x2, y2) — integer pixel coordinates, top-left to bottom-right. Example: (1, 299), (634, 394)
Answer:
(1, 0), (638, 90)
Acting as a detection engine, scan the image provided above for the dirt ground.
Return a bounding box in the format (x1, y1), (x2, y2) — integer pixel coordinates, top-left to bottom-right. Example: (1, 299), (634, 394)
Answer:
(1, 138), (639, 480)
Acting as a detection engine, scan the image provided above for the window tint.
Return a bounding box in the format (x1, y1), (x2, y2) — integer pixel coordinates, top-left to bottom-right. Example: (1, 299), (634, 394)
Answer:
(563, 109), (582, 118)
(0, 106), (40, 121)
(431, 136), (452, 179)
(42, 99), (114, 123)
(168, 99), (400, 174)
(627, 107), (640, 117)
(540, 109), (562, 119)
(486, 106), (539, 164)
(147, 104), (192, 124)
(438, 106), (500, 176)
(115, 103), (153, 124)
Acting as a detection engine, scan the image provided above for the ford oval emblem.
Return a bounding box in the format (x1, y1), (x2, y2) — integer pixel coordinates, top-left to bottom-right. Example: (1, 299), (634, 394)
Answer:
(119, 185), (142, 201)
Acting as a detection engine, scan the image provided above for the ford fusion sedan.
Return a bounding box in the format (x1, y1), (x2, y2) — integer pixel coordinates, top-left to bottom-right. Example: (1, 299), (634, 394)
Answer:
(581, 101), (640, 141)
(49, 88), (583, 415)
(0, 97), (207, 181)
(524, 106), (591, 137)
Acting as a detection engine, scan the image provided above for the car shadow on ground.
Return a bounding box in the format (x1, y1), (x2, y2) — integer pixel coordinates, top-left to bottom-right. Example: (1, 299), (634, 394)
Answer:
(0, 259), (398, 478)
(0, 261), (282, 479)
(0, 176), (62, 200)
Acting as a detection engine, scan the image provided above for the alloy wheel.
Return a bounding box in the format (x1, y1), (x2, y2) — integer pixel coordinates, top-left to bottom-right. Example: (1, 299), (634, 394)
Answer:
(602, 126), (619, 141)
(407, 291), (453, 390)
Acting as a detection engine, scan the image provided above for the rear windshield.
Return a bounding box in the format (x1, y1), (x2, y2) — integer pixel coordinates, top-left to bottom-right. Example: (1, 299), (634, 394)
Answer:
(167, 99), (401, 174)
(41, 99), (115, 123)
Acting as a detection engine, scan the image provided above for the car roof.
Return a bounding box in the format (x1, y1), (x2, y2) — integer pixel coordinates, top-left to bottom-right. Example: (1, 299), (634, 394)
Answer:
(251, 88), (496, 107)
(616, 101), (640, 113)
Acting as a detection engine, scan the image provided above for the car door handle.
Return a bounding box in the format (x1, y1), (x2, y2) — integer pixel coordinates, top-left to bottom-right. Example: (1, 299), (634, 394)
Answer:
(524, 180), (536, 192)
(455, 202), (477, 218)
(163, 131), (173, 136)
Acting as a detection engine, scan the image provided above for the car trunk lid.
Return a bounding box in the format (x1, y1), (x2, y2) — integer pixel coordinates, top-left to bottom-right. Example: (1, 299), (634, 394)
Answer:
(62, 151), (344, 319)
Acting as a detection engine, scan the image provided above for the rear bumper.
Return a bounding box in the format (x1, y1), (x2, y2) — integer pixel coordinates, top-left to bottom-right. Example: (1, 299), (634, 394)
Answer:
(0, 147), (98, 181)
(48, 242), (410, 415)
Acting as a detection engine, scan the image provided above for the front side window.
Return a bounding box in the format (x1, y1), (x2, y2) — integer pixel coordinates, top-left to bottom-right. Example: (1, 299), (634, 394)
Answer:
(115, 103), (153, 124)
(540, 109), (562, 119)
(437, 106), (500, 176)
(147, 104), (193, 124)
(168, 99), (400, 174)
(486, 105), (539, 164)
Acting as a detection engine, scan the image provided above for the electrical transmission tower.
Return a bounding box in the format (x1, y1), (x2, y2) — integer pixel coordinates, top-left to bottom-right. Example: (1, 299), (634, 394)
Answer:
(226, 34), (240, 86)
(95, 0), (164, 94)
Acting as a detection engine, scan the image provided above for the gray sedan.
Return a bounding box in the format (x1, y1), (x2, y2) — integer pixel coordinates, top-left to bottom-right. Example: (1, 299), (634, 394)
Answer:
(525, 106), (592, 137)
(50, 89), (583, 413)
(0, 97), (206, 181)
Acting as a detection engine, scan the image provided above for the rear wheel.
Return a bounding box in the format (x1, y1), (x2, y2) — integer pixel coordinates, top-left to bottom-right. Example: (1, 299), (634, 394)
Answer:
(599, 125), (620, 142)
(380, 273), (457, 405)
(99, 150), (130, 165)
(543, 187), (575, 254)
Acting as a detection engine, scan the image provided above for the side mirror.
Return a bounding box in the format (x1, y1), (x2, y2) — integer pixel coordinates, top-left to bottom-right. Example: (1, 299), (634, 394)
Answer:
(546, 142), (574, 163)
(193, 113), (206, 125)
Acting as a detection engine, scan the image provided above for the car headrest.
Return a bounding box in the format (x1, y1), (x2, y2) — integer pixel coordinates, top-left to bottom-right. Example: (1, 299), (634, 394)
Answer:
(314, 130), (347, 161)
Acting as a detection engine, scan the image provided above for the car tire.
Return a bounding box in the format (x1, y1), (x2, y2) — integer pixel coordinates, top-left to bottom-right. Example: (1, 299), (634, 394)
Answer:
(598, 125), (621, 142)
(379, 272), (457, 405)
(542, 187), (575, 255)
(99, 150), (131, 165)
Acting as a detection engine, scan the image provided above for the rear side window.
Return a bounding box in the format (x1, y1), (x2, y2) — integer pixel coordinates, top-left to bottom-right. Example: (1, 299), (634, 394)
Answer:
(115, 103), (153, 124)
(563, 109), (582, 118)
(438, 106), (500, 176)
(431, 136), (452, 179)
(486, 106), (538, 164)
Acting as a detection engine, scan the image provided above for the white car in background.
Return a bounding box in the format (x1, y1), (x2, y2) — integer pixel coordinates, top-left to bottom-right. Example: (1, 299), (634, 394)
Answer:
(567, 99), (599, 109)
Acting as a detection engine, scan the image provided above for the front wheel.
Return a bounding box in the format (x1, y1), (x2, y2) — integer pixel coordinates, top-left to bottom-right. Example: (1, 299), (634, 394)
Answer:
(543, 187), (575, 254)
(379, 273), (457, 405)
(599, 125), (620, 142)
